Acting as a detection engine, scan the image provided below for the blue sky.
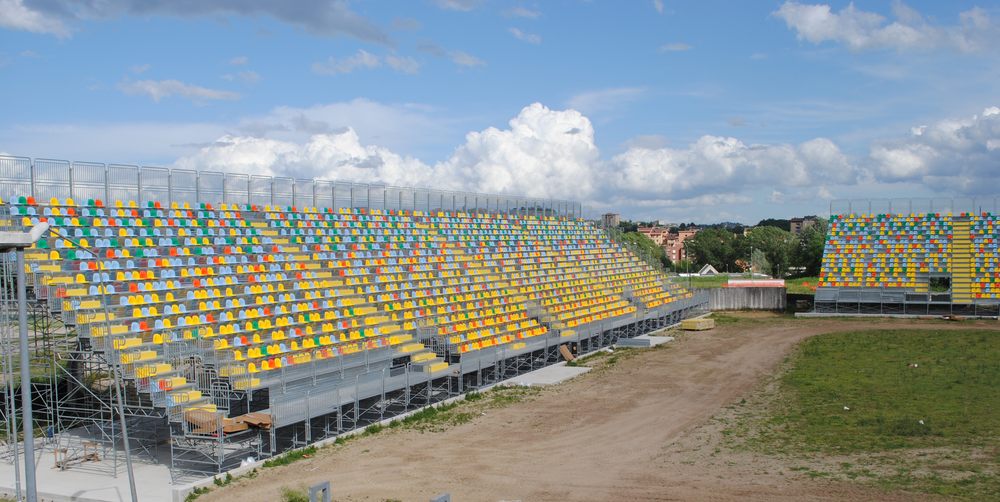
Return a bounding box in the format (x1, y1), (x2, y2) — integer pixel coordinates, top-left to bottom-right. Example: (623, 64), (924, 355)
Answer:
(1, 0), (999, 223)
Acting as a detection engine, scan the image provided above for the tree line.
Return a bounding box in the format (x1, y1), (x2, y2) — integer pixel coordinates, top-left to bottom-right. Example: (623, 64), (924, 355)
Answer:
(616, 218), (827, 278)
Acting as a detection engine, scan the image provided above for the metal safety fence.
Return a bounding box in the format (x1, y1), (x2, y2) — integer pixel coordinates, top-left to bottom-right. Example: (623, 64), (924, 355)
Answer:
(829, 197), (1000, 216)
(0, 156), (583, 218)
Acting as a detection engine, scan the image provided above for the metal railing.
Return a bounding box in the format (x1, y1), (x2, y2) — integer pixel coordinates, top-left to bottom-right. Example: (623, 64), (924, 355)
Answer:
(829, 197), (1000, 216)
(0, 155), (583, 219)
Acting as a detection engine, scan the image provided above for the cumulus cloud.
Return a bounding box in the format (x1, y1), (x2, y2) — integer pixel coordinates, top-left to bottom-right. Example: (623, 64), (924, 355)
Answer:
(176, 103), (599, 201)
(652, 0), (664, 15)
(1, 0), (388, 43)
(774, 1), (999, 52)
(868, 106), (1000, 193)
(117, 79), (240, 103)
(508, 27), (541, 44)
(229, 56), (249, 66)
(608, 135), (857, 200)
(0, 0), (70, 37)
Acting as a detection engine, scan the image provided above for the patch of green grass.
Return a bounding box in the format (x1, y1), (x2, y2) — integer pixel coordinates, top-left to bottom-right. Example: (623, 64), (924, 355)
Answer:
(785, 277), (819, 295)
(280, 487), (309, 502)
(671, 275), (730, 289)
(566, 350), (611, 367)
(262, 445), (317, 468)
(185, 486), (211, 501)
(739, 328), (1000, 499)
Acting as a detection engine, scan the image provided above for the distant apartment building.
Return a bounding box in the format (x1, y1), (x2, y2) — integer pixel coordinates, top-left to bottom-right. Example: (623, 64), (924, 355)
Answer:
(790, 216), (819, 235)
(601, 213), (621, 227)
(637, 225), (671, 245)
(662, 229), (698, 263)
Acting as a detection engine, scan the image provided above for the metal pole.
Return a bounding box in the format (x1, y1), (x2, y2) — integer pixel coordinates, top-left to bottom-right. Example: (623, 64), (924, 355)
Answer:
(59, 232), (139, 502)
(16, 250), (37, 502)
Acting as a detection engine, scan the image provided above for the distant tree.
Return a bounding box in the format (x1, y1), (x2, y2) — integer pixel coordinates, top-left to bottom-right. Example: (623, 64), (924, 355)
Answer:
(618, 221), (638, 233)
(621, 231), (671, 269)
(792, 219), (828, 276)
(746, 226), (796, 277)
(673, 259), (695, 274)
(684, 228), (746, 271)
(756, 218), (791, 232)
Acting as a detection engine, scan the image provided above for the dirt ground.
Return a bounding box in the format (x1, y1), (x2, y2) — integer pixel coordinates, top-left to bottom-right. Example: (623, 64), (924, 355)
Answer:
(205, 313), (995, 502)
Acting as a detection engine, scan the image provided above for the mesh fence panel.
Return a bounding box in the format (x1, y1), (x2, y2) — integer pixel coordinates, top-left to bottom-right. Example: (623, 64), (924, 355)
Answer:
(0, 156), (32, 202)
(198, 171), (225, 205)
(139, 166), (170, 205)
(108, 164), (140, 204)
(72, 162), (107, 203)
(224, 173), (250, 206)
(34, 159), (72, 202)
(171, 169), (198, 206)
(272, 177), (293, 207)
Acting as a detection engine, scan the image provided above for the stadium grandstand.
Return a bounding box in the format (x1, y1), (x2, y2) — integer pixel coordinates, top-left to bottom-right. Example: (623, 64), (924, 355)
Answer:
(815, 198), (1000, 317)
(0, 155), (707, 481)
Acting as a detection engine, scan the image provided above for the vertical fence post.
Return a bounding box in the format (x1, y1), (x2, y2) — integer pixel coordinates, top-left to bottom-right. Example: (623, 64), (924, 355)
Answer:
(104, 165), (110, 204)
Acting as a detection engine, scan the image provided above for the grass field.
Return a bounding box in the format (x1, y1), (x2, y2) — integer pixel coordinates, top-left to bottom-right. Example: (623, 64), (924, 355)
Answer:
(670, 275), (818, 294)
(726, 328), (1000, 499)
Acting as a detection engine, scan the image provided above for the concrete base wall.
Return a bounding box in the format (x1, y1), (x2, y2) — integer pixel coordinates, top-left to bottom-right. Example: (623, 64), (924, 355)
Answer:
(699, 287), (786, 311)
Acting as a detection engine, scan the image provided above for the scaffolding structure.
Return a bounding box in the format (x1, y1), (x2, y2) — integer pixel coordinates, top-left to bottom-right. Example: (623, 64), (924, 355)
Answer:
(0, 155), (710, 488)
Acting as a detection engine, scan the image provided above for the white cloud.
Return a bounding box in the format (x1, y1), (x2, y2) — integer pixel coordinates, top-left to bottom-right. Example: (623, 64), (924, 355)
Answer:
(117, 79), (241, 103)
(652, 0), (664, 14)
(313, 50), (420, 75)
(222, 71), (261, 84)
(774, 1), (1000, 52)
(384, 54), (420, 74)
(450, 51), (486, 67)
(508, 27), (541, 44)
(868, 106), (1000, 193)
(9, 96), (999, 221)
(312, 49), (381, 75)
(233, 98), (450, 155)
(0, 99), (448, 165)
(506, 7), (541, 19)
(130, 63), (151, 74)
(175, 103), (598, 200)
(567, 87), (645, 115)
(608, 135), (857, 201)
(0, 0), (70, 37)
(434, 0), (480, 11)
(659, 42), (692, 52)
(229, 56), (249, 66)
(2, 0), (388, 43)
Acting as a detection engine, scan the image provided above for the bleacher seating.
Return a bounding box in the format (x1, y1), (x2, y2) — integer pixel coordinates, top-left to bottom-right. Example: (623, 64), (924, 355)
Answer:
(818, 211), (1000, 301)
(8, 196), (693, 426)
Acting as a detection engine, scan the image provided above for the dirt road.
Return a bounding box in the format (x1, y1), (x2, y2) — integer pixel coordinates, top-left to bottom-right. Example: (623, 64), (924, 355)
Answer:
(205, 314), (991, 501)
